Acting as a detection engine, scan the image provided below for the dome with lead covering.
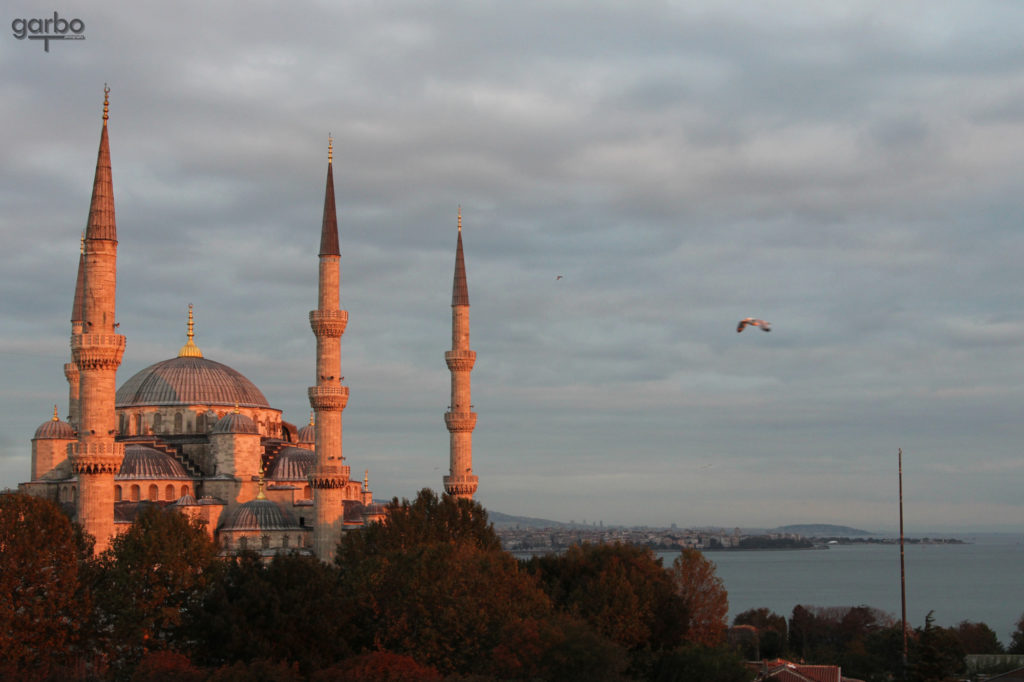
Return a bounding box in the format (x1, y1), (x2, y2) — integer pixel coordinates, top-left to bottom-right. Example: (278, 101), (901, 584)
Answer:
(268, 446), (315, 481)
(221, 498), (300, 531)
(117, 444), (191, 480)
(34, 415), (75, 440)
(211, 411), (259, 435)
(116, 356), (270, 409)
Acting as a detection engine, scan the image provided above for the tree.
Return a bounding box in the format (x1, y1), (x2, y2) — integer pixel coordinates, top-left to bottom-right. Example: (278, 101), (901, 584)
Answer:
(649, 644), (754, 682)
(1009, 612), (1024, 654)
(338, 488), (501, 557)
(909, 611), (965, 682)
(311, 652), (443, 681)
(952, 620), (1004, 654)
(190, 552), (353, 673)
(734, 608), (788, 659)
(92, 504), (220, 665)
(671, 549), (729, 647)
(0, 492), (92, 679)
(525, 542), (687, 653)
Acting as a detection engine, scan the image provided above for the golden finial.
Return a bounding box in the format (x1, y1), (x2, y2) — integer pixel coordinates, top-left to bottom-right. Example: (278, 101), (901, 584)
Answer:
(457, 205), (462, 233)
(103, 84), (110, 125)
(177, 303), (204, 358)
(52, 405), (60, 422)
(308, 410), (315, 427)
(233, 402), (240, 414)
(256, 462), (267, 500)
(328, 134), (333, 164)
(80, 230), (85, 254)
(363, 469), (369, 491)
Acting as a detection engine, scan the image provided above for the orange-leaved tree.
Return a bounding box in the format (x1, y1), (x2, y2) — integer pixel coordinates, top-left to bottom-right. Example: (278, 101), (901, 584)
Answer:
(671, 548), (729, 647)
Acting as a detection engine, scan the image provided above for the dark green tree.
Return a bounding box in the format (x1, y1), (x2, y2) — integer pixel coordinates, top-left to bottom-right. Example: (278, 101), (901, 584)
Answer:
(649, 644), (754, 682)
(0, 492), (93, 679)
(1009, 613), (1024, 654)
(190, 552), (353, 673)
(92, 504), (220, 665)
(909, 611), (965, 682)
(733, 608), (787, 659)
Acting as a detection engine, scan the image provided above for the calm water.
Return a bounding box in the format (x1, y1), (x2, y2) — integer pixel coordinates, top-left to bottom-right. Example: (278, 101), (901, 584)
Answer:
(660, 538), (1024, 646)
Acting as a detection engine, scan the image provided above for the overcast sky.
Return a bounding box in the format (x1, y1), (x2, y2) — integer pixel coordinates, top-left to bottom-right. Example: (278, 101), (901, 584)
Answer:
(2, 1), (1023, 532)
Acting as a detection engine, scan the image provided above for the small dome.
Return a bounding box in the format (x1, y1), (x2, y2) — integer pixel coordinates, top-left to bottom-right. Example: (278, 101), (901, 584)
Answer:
(211, 412), (259, 435)
(34, 415), (75, 440)
(268, 447), (315, 481)
(174, 494), (199, 506)
(117, 444), (191, 480)
(296, 423), (315, 444)
(221, 498), (300, 531)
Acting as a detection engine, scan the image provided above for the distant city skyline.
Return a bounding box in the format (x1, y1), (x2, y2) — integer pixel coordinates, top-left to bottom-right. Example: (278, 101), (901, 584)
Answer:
(2, 2), (1023, 532)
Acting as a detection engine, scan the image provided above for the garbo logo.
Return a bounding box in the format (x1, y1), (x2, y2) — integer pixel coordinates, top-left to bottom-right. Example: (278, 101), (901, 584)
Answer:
(12, 12), (85, 52)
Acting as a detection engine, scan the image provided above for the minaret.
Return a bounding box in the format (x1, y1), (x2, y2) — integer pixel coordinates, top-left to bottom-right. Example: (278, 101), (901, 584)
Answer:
(443, 208), (479, 499)
(64, 234), (85, 431)
(70, 86), (127, 553)
(308, 137), (349, 561)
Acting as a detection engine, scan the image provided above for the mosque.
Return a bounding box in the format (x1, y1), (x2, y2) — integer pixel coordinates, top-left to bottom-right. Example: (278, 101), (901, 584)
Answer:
(19, 89), (479, 562)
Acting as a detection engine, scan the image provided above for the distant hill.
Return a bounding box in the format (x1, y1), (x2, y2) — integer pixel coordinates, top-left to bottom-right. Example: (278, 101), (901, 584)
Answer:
(773, 524), (874, 537)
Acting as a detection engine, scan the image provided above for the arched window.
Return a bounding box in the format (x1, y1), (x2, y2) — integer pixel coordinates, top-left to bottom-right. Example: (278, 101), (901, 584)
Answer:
(239, 536), (247, 550)
(181, 485), (190, 497)
(148, 484), (158, 501)
(130, 485), (140, 502)
(261, 535), (270, 549)
(282, 535), (290, 549)
(134, 413), (142, 435)
(152, 413), (162, 432)
(70, 486), (76, 502)
(114, 485), (122, 502)
(174, 412), (183, 433)
(222, 536), (231, 550)
(303, 485), (311, 499)
(165, 484), (175, 500)
(196, 412), (205, 433)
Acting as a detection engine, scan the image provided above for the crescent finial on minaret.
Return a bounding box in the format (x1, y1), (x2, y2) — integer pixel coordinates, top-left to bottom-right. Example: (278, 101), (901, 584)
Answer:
(328, 133), (333, 164)
(52, 405), (60, 421)
(458, 205), (462, 233)
(103, 84), (110, 125)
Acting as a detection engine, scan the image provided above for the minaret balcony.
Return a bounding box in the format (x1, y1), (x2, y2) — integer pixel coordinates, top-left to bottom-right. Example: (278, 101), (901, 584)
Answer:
(445, 350), (476, 371)
(309, 466), (350, 489)
(308, 385), (349, 411)
(70, 441), (125, 474)
(71, 333), (126, 370)
(444, 411), (477, 432)
(309, 310), (348, 337)
(443, 474), (479, 497)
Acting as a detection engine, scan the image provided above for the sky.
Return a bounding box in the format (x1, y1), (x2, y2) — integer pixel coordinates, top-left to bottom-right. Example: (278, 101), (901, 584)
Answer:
(2, 1), (1023, 533)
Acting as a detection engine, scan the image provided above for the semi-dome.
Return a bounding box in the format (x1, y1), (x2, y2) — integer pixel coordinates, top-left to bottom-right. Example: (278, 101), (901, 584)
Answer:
(117, 444), (192, 480)
(34, 411), (75, 440)
(268, 446), (315, 481)
(211, 411), (259, 435)
(116, 356), (270, 409)
(221, 498), (300, 531)
(296, 423), (315, 444)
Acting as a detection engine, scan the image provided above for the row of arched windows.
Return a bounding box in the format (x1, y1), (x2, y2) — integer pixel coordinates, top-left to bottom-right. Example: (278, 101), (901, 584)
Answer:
(114, 483), (191, 502)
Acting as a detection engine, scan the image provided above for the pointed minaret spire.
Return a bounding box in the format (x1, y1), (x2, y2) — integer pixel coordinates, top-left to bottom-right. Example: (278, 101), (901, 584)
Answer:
(308, 138), (350, 561)
(444, 208), (479, 500)
(319, 135), (340, 257)
(70, 86), (127, 553)
(65, 232), (86, 430)
(85, 85), (116, 243)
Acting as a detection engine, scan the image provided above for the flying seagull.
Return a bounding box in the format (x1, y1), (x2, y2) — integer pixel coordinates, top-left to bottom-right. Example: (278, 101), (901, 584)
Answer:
(737, 317), (771, 333)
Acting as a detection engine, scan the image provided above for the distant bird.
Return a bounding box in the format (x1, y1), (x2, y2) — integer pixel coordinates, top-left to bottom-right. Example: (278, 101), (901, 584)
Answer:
(556, 275), (563, 280)
(737, 317), (771, 333)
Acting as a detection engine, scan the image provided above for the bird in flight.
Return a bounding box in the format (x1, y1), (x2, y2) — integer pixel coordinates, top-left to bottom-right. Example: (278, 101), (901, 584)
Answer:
(737, 317), (771, 333)
(556, 275), (563, 280)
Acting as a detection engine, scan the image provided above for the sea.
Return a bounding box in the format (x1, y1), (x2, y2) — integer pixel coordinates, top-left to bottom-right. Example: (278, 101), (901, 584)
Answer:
(657, 534), (1024, 646)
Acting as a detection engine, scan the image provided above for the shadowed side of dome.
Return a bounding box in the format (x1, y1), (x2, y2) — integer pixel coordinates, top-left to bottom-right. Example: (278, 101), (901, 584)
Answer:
(116, 356), (271, 408)
(117, 444), (191, 480)
(212, 411), (259, 435)
(268, 446), (315, 481)
(222, 498), (300, 531)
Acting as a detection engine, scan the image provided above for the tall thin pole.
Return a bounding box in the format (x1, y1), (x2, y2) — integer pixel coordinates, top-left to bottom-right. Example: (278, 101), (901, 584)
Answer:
(899, 448), (908, 676)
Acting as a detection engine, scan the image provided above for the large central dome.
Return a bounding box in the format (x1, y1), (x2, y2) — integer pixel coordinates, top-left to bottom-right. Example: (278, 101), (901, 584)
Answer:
(116, 356), (271, 409)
